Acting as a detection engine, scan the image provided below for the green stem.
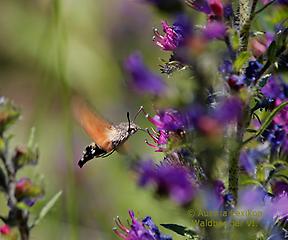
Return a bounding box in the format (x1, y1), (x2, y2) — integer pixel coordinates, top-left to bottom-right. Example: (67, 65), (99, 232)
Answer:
(228, 103), (250, 204)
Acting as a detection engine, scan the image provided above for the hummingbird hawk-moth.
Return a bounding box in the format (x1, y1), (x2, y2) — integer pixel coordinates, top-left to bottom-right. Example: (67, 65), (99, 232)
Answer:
(73, 98), (143, 168)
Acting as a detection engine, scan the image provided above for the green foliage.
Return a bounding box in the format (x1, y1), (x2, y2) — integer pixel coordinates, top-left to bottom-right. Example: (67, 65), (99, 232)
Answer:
(233, 52), (251, 72)
(266, 27), (288, 63)
(31, 191), (62, 228)
(0, 97), (20, 135)
(243, 101), (288, 144)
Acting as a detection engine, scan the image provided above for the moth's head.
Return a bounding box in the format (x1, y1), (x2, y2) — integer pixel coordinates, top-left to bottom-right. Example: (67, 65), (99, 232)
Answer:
(127, 122), (139, 134)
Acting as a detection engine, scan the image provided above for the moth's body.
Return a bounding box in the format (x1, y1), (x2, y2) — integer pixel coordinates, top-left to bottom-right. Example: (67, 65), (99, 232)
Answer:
(79, 122), (139, 168)
(73, 97), (140, 168)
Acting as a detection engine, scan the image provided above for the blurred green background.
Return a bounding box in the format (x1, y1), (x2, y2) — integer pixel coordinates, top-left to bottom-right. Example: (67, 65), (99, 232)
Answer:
(0, 0), (191, 239)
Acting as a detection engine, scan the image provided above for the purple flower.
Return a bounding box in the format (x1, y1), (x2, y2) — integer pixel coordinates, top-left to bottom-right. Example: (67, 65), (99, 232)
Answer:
(203, 22), (226, 39)
(187, 0), (224, 20)
(244, 61), (263, 84)
(272, 181), (288, 197)
(153, 15), (192, 51)
(144, 108), (186, 151)
(238, 186), (288, 229)
(148, 109), (185, 132)
(214, 97), (243, 125)
(261, 76), (283, 99)
(138, 160), (195, 205)
(113, 210), (172, 240)
(240, 146), (268, 175)
(124, 53), (166, 95)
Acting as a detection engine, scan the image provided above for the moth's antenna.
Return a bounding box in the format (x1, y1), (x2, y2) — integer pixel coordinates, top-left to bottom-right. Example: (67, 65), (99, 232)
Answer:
(127, 112), (131, 132)
(133, 106), (146, 122)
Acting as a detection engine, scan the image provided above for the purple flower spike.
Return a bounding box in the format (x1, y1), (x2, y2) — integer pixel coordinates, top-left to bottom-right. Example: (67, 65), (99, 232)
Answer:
(113, 210), (172, 240)
(124, 53), (166, 95)
(138, 160), (195, 205)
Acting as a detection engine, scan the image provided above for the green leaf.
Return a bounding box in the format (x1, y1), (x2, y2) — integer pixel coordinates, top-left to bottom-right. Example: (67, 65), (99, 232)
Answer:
(243, 101), (288, 144)
(160, 224), (198, 238)
(233, 51), (250, 72)
(273, 168), (288, 180)
(32, 191), (62, 228)
(239, 174), (262, 187)
(256, 163), (275, 183)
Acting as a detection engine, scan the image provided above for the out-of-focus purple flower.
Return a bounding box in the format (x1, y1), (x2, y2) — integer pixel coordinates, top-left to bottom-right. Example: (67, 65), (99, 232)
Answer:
(238, 186), (288, 229)
(124, 53), (166, 95)
(186, 0), (211, 14)
(213, 180), (225, 206)
(250, 32), (274, 58)
(15, 178), (44, 207)
(223, 3), (233, 18)
(214, 97), (243, 125)
(273, 98), (288, 132)
(0, 225), (10, 235)
(203, 22), (226, 39)
(187, 0), (224, 20)
(240, 145), (268, 175)
(153, 15), (192, 51)
(113, 210), (172, 240)
(263, 123), (287, 153)
(219, 60), (232, 75)
(138, 160), (195, 205)
(261, 76), (283, 99)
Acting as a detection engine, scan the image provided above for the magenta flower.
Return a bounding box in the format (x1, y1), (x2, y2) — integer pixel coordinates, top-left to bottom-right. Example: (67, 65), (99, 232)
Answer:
(138, 160), (195, 205)
(124, 53), (166, 95)
(0, 225), (10, 235)
(153, 15), (192, 51)
(113, 210), (172, 240)
(144, 109), (185, 151)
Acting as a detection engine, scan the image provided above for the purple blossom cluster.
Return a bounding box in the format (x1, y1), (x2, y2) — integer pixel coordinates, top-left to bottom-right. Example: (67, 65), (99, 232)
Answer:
(113, 211), (172, 240)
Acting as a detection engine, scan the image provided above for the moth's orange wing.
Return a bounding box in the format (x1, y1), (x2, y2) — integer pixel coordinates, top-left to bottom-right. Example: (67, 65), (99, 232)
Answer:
(72, 97), (114, 152)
